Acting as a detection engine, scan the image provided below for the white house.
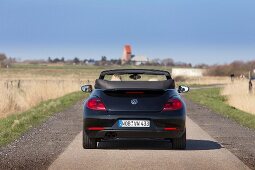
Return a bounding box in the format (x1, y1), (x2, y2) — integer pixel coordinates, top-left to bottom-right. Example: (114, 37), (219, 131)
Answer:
(131, 56), (149, 65)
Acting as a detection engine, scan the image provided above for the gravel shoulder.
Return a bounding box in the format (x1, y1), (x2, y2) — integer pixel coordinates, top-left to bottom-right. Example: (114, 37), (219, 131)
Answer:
(185, 98), (255, 169)
(0, 101), (84, 170)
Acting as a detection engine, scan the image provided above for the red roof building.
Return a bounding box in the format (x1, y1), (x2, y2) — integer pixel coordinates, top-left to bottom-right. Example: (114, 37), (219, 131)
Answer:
(121, 45), (132, 63)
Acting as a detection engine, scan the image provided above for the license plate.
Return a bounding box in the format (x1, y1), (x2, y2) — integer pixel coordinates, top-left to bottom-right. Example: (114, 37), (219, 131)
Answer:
(118, 120), (150, 127)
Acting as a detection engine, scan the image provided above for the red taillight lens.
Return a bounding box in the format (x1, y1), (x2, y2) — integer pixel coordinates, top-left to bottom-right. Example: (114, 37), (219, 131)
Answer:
(164, 127), (178, 131)
(87, 127), (105, 131)
(163, 98), (183, 111)
(86, 98), (106, 111)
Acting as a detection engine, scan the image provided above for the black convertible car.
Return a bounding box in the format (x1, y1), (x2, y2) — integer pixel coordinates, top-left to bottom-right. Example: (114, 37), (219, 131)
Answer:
(81, 69), (189, 149)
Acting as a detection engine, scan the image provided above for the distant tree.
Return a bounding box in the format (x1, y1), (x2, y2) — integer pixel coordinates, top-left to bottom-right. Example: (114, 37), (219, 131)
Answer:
(53, 57), (61, 63)
(0, 53), (8, 68)
(88, 59), (95, 63)
(61, 57), (65, 62)
(116, 59), (122, 65)
(150, 58), (161, 66)
(83, 59), (88, 63)
(110, 59), (121, 65)
(161, 58), (174, 66)
(206, 60), (255, 76)
(0, 53), (7, 62)
(73, 57), (80, 64)
(101, 56), (107, 62)
(194, 64), (209, 69)
(48, 57), (53, 63)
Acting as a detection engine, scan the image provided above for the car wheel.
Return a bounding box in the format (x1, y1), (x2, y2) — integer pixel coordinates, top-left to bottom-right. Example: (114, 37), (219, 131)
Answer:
(172, 130), (186, 150)
(83, 130), (97, 149)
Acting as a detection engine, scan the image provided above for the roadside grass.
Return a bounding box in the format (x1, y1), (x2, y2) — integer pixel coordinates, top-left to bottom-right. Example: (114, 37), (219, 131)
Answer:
(0, 91), (88, 147)
(176, 83), (215, 88)
(185, 88), (255, 130)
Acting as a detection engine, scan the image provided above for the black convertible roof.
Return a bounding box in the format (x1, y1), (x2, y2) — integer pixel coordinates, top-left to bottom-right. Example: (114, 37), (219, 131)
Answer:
(99, 69), (172, 79)
(95, 69), (175, 90)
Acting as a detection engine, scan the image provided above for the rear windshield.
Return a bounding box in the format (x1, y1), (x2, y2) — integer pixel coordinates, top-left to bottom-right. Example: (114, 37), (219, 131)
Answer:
(103, 74), (167, 81)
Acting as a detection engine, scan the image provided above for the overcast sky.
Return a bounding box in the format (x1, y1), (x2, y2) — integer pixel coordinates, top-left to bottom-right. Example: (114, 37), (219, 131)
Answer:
(0, 0), (254, 64)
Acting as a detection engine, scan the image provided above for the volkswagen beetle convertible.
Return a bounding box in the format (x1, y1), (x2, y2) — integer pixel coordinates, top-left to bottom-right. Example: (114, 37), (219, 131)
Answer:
(81, 69), (189, 149)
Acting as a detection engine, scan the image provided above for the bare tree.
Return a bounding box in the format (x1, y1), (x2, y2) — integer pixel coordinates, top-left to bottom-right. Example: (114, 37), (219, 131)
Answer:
(0, 53), (8, 68)
(161, 58), (174, 66)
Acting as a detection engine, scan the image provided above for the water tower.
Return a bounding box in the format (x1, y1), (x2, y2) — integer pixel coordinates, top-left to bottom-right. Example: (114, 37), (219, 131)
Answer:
(121, 45), (132, 64)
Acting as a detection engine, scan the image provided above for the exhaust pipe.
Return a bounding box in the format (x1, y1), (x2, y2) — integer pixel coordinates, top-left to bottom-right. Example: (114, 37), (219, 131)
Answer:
(105, 132), (117, 139)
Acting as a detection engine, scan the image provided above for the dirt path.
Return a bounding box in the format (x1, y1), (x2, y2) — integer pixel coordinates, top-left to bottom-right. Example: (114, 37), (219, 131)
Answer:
(0, 98), (254, 170)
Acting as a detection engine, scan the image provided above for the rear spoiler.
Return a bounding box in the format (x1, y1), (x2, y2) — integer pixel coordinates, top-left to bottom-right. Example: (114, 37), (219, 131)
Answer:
(99, 69), (172, 79)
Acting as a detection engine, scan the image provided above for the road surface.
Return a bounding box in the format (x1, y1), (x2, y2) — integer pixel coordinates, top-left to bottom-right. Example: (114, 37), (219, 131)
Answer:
(49, 117), (249, 170)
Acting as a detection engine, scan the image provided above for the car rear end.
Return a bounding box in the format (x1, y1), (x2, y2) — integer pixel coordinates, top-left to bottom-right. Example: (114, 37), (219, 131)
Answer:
(83, 89), (186, 149)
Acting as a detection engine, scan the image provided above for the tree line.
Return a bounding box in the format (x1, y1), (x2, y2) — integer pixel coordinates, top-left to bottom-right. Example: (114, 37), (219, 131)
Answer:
(206, 60), (255, 77)
(1, 52), (254, 77)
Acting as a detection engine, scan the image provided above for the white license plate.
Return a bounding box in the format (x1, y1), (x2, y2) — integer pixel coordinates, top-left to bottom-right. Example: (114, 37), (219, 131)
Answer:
(118, 120), (150, 127)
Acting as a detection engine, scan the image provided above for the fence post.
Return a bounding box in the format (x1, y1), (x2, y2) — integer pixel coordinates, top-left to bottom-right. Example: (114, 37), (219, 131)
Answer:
(249, 80), (253, 94)
(18, 80), (21, 88)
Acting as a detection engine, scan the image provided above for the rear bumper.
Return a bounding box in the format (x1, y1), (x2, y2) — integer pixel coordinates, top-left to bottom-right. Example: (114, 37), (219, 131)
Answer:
(85, 129), (185, 139)
(84, 110), (186, 139)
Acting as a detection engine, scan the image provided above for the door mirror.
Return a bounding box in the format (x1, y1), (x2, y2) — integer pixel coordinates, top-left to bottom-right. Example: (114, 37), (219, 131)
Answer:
(178, 85), (189, 93)
(81, 85), (93, 92)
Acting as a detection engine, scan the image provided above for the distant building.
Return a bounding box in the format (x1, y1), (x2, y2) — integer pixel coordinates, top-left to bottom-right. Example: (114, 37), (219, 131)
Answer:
(172, 68), (205, 77)
(131, 56), (149, 65)
(121, 45), (132, 64)
(121, 45), (150, 65)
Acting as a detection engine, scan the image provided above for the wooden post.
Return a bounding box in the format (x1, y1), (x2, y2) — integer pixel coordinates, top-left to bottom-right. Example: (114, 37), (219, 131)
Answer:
(18, 80), (21, 88)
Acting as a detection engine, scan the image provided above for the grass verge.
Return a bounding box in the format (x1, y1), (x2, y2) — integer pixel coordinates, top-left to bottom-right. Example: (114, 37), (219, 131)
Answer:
(185, 88), (255, 130)
(0, 91), (87, 147)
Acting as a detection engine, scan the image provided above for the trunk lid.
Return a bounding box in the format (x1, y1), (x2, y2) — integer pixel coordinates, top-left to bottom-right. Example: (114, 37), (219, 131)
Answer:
(100, 89), (175, 112)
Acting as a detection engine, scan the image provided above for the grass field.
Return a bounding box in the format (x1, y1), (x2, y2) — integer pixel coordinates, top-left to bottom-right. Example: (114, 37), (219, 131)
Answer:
(0, 64), (173, 118)
(221, 80), (255, 115)
(0, 91), (88, 147)
(185, 88), (255, 129)
(0, 65), (102, 118)
(177, 76), (230, 86)
(0, 64), (245, 118)
(0, 79), (87, 118)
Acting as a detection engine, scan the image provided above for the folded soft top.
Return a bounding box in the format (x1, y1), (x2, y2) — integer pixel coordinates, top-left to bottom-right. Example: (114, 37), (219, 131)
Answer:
(99, 69), (172, 79)
(94, 79), (175, 90)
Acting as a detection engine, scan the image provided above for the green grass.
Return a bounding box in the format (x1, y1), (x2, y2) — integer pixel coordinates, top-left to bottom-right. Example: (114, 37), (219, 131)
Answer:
(176, 83), (210, 88)
(0, 64), (173, 77)
(185, 88), (255, 129)
(0, 91), (88, 147)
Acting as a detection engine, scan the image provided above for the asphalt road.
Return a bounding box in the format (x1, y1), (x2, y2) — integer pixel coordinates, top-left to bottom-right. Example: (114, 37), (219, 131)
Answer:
(49, 117), (249, 170)
(0, 94), (253, 170)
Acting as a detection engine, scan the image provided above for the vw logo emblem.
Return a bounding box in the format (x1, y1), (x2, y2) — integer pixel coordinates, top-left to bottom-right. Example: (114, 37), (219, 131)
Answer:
(131, 99), (138, 105)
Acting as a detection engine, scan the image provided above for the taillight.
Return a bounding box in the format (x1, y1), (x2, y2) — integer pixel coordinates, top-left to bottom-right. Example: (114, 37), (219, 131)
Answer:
(164, 127), (178, 131)
(163, 98), (182, 111)
(87, 127), (105, 131)
(86, 98), (106, 111)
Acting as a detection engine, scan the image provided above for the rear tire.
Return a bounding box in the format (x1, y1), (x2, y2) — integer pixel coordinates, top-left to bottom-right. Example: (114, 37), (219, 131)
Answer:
(83, 130), (97, 149)
(172, 130), (186, 150)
